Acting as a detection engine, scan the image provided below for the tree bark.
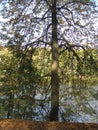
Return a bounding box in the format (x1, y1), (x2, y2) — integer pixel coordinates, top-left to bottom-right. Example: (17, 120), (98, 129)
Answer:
(49, 0), (59, 121)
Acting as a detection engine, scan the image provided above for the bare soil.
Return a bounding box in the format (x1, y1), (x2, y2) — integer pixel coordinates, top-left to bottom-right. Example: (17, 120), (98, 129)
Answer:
(0, 119), (98, 130)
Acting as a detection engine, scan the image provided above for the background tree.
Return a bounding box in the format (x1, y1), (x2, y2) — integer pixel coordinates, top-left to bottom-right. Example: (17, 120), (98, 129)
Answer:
(0, 44), (98, 121)
(0, 43), (40, 119)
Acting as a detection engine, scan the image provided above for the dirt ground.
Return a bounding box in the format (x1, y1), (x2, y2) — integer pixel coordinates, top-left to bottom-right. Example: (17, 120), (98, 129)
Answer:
(0, 119), (98, 130)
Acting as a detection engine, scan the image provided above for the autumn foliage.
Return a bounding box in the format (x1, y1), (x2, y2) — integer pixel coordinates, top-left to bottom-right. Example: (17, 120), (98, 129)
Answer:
(0, 119), (98, 130)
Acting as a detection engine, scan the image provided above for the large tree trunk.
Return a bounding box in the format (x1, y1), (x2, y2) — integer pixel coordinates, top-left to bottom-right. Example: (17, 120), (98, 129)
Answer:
(49, 0), (59, 121)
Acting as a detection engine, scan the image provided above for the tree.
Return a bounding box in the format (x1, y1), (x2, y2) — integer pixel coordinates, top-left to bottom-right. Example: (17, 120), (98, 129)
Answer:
(1, 45), (97, 121)
(0, 0), (97, 121)
(0, 44), (40, 119)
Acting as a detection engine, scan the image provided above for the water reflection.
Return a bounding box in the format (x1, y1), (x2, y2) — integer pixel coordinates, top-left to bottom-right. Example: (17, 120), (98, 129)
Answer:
(59, 84), (98, 122)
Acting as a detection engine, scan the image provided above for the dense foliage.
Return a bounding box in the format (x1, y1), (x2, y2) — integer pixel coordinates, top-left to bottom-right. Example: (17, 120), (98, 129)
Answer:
(0, 45), (98, 121)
